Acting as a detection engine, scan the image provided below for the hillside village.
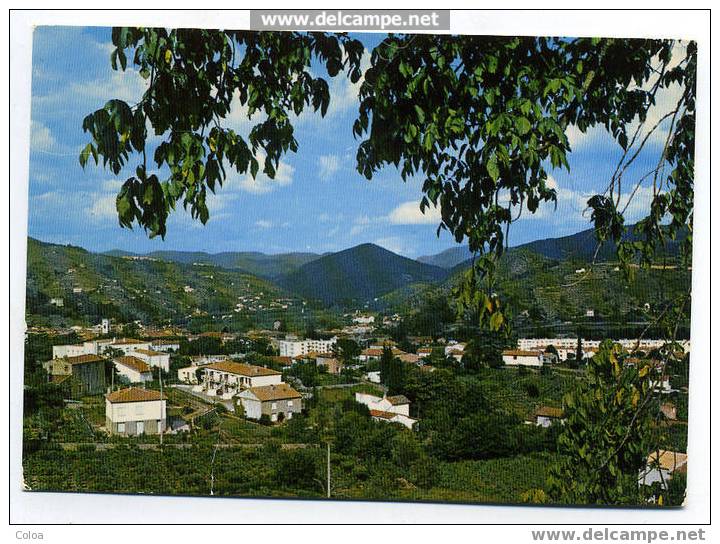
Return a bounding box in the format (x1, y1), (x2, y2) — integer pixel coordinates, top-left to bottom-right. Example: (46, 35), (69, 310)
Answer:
(24, 291), (690, 503)
(22, 225), (692, 504)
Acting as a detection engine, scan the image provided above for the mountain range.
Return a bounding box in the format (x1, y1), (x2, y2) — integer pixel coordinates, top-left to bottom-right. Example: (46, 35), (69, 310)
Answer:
(26, 223), (687, 325)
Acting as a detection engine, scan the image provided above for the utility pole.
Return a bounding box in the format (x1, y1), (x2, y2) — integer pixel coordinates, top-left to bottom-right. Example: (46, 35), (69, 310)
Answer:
(326, 441), (331, 498)
(159, 367), (164, 446)
(210, 443), (219, 496)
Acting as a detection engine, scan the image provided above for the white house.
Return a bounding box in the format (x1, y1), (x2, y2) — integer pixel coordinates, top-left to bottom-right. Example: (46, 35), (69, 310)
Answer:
(133, 349), (170, 372)
(355, 392), (416, 429)
(417, 347), (434, 359)
(105, 387), (166, 436)
(113, 356), (153, 384)
(640, 450), (688, 489)
(502, 349), (542, 367)
(178, 365), (208, 384)
(533, 406), (565, 427)
(352, 315), (375, 325)
(277, 337), (337, 357)
(202, 361), (282, 398)
(52, 343), (91, 359)
(367, 410), (417, 429)
(365, 371), (381, 383)
(444, 342), (466, 362)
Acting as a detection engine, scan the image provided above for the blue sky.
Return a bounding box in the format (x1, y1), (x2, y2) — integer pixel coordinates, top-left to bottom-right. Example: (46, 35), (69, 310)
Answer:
(28, 27), (684, 258)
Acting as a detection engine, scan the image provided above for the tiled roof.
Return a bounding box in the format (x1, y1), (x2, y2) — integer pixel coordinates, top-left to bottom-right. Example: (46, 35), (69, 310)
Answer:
(270, 356), (293, 365)
(134, 348), (164, 356)
(369, 409), (398, 420)
(503, 349), (540, 357)
(535, 406), (565, 419)
(648, 450), (688, 471)
(206, 361), (281, 377)
(114, 356), (151, 373)
(106, 387), (164, 403)
(112, 338), (146, 345)
(246, 383), (302, 402)
(63, 354), (105, 365)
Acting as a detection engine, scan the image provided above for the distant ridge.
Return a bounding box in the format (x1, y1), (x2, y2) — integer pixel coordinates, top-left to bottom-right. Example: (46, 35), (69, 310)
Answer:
(420, 223), (687, 271)
(279, 243), (449, 305)
(102, 249), (321, 280)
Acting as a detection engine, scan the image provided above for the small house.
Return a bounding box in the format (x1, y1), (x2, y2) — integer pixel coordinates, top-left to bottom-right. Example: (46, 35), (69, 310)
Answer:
(132, 348), (170, 372)
(640, 450), (688, 489)
(502, 349), (542, 368)
(113, 356), (153, 384)
(355, 392), (416, 429)
(43, 354), (106, 398)
(533, 406), (565, 427)
(105, 387), (166, 436)
(237, 383), (302, 422)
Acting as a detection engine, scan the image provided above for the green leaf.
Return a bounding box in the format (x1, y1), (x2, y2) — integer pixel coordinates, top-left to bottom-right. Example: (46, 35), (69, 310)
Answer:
(515, 116), (532, 135)
(487, 155), (500, 182)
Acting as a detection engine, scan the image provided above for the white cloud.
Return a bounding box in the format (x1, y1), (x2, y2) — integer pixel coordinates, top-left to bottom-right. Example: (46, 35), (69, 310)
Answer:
(30, 121), (58, 152)
(387, 200), (442, 225)
(255, 220), (273, 229)
(374, 236), (414, 257)
(318, 154), (340, 180)
(101, 179), (124, 192)
(89, 193), (118, 222)
(325, 49), (371, 117)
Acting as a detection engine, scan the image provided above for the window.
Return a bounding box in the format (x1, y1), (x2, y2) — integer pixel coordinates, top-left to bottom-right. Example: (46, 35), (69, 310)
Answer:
(271, 402), (277, 410)
(117, 423), (125, 433)
(287, 401), (293, 407)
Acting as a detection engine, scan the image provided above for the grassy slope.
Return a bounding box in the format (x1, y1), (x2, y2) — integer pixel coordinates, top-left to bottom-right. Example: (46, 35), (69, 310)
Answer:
(25, 238), (287, 327)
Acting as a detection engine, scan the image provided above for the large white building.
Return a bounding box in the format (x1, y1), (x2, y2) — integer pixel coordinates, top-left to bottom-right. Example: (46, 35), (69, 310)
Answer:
(517, 337), (690, 353)
(276, 337), (337, 357)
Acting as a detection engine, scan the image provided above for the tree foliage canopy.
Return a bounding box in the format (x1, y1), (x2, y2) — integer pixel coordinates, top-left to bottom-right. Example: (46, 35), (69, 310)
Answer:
(81, 29), (695, 332)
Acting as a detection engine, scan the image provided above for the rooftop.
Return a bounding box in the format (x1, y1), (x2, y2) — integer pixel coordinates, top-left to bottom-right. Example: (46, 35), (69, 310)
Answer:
(112, 338), (146, 345)
(106, 387), (164, 403)
(535, 406), (565, 419)
(245, 383), (302, 402)
(648, 450), (688, 472)
(59, 354), (105, 365)
(503, 349), (541, 357)
(205, 361), (281, 377)
(113, 356), (151, 373)
(134, 348), (165, 357)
